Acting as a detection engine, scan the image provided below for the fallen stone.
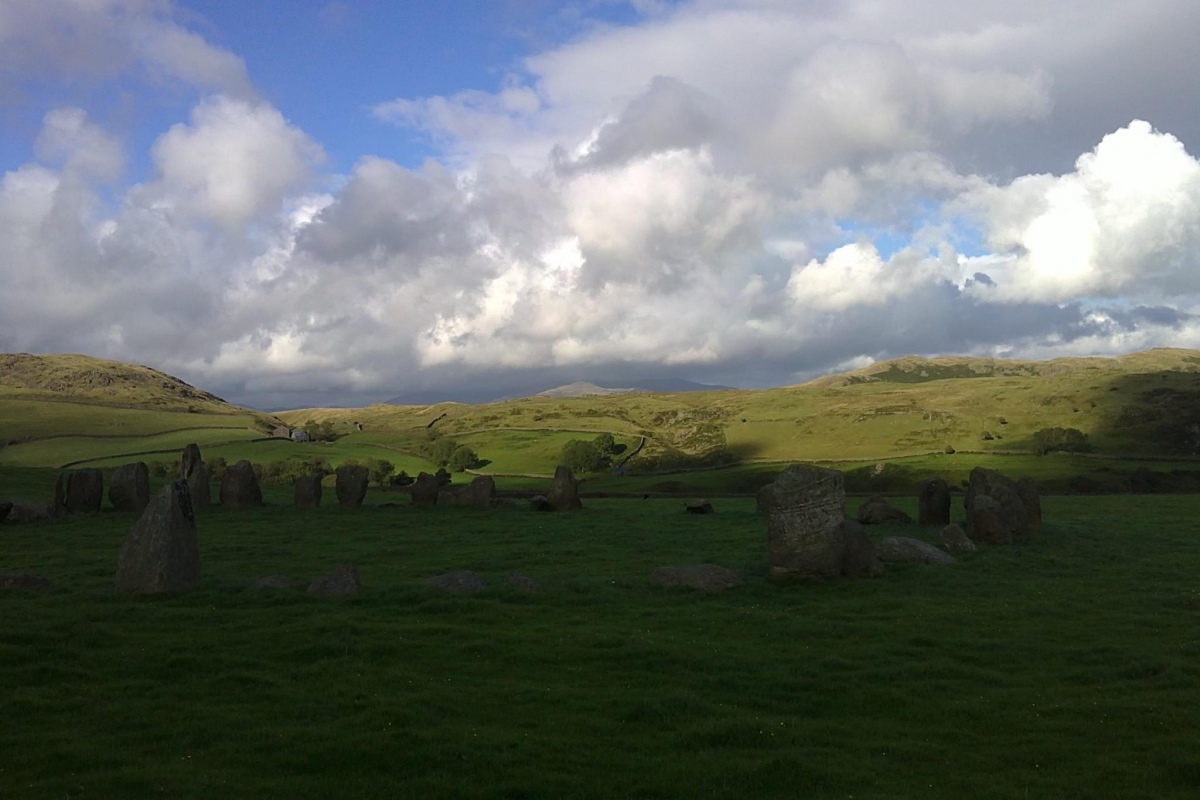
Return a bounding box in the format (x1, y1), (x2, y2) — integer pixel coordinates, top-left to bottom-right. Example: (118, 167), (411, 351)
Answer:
(0, 573), (51, 590)
(940, 523), (977, 554)
(529, 495), (551, 511)
(684, 499), (714, 514)
(115, 480), (201, 595)
(506, 572), (540, 592)
(857, 499), (913, 525)
(875, 536), (957, 565)
(426, 570), (487, 594)
(307, 564), (362, 596)
(649, 564), (743, 591)
(1, 499), (52, 524)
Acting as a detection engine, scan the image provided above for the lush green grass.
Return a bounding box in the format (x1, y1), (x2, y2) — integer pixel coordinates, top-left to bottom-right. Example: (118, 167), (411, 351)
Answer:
(0, 427), (264, 468)
(3, 481), (1200, 798)
(457, 429), (641, 475)
(0, 398), (264, 443)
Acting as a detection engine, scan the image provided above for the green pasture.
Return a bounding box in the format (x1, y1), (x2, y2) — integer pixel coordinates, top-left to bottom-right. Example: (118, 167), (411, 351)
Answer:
(2, 484), (1199, 798)
(0, 398), (262, 442)
(0, 427), (264, 469)
(458, 429), (640, 475)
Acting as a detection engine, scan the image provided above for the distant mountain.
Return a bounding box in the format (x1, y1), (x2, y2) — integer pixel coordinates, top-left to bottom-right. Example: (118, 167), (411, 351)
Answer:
(386, 377), (736, 405)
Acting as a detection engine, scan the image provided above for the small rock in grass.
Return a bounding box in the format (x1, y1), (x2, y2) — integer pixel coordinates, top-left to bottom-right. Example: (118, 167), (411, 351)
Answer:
(307, 564), (362, 596)
(875, 536), (957, 565)
(940, 523), (977, 554)
(250, 574), (296, 590)
(649, 564), (742, 591)
(427, 570), (487, 594)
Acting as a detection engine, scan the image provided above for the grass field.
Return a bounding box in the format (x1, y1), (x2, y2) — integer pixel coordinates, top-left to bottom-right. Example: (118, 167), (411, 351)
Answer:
(2, 475), (1199, 799)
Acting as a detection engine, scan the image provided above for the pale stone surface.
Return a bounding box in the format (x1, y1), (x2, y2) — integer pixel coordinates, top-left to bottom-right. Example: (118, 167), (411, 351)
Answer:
(115, 481), (200, 595)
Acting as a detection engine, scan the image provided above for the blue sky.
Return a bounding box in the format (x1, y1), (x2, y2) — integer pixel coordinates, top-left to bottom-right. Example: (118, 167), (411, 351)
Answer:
(2, 1), (1200, 408)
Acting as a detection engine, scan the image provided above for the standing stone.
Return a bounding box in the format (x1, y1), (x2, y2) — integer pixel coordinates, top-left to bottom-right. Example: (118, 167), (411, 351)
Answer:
(220, 460), (263, 509)
(115, 480), (200, 594)
(965, 467), (1029, 536)
(918, 477), (951, 526)
(940, 523), (977, 554)
(1, 499), (52, 523)
(767, 465), (848, 580)
(1016, 477), (1042, 530)
(547, 466), (583, 511)
(438, 475), (496, 507)
(410, 472), (440, 506)
(108, 462), (151, 513)
(335, 465), (369, 508)
(969, 495), (1012, 545)
(64, 469), (104, 515)
(180, 443), (211, 510)
(307, 564), (362, 596)
(755, 483), (775, 515)
(294, 475), (322, 509)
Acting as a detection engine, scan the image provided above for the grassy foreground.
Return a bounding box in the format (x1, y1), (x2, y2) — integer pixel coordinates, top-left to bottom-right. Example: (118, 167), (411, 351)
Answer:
(2, 480), (1199, 799)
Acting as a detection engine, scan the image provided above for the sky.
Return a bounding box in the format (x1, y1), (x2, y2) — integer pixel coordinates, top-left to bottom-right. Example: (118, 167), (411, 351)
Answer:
(3, 1), (1200, 409)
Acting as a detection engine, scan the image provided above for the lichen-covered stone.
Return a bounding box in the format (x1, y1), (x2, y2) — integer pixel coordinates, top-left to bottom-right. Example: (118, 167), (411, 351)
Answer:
(220, 460), (262, 509)
(293, 475), (322, 509)
(546, 466), (582, 511)
(767, 465), (848, 580)
(115, 481), (200, 595)
(64, 468), (104, 515)
(108, 462), (150, 513)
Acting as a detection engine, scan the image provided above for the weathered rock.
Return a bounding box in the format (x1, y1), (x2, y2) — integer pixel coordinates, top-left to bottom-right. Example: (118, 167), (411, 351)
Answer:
(506, 572), (540, 592)
(684, 499), (714, 514)
(0, 501), (11, 523)
(0, 573), (51, 590)
(755, 483), (775, 515)
(1, 499), (52, 523)
(108, 462), (150, 513)
(840, 520), (885, 577)
(437, 475), (496, 507)
(767, 465), (848, 580)
(918, 477), (951, 526)
(940, 523), (977, 554)
(220, 460), (263, 509)
(969, 495), (1012, 545)
(64, 468), (104, 515)
(965, 467), (1029, 536)
(410, 472), (440, 506)
(180, 444), (210, 510)
(293, 475), (322, 509)
(426, 570), (487, 594)
(250, 574), (296, 590)
(529, 495), (551, 511)
(650, 564), (743, 591)
(1016, 477), (1042, 530)
(307, 564), (361, 596)
(335, 465), (369, 508)
(115, 481), (201, 594)
(876, 536), (957, 565)
(546, 466), (583, 511)
(857, 499), (913, 525)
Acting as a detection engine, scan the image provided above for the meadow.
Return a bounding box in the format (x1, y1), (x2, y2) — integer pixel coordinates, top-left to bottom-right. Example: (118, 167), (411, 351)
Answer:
(3, 467), (1199, 799)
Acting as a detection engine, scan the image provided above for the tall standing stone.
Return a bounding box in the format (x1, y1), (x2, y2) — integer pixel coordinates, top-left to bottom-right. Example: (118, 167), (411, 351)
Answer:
(755, 482), (776, 515)
(115, 480), (200, 594)
(180, 443), (211, 510)
(767, 465), (849, 580)
(109, 462), (150, 513)
(220, 460), (263, 509)
(438, 475), (496, 507)
(969, 495), (1012, 545)
(294, 475), (322, 509)
(547, 466), (583, 511)
(335, 465), (369, 508)
(64, 469), (104, 515)
(411, 472), (440, 506)
(965, 467), (1030, 537)
(918, 477), (951, 526)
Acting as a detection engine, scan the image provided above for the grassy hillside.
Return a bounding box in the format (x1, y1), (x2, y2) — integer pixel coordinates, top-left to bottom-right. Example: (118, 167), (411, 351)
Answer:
(4, 349), (1200, 487)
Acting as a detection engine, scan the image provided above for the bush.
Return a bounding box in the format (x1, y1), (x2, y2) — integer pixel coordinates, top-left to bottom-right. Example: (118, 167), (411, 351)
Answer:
(1032, 427), (1091, 455)
(447, 446), (481, 472)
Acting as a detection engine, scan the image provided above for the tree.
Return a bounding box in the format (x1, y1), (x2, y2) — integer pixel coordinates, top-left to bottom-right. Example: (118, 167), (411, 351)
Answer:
(593, 432), (616, 454)
(365, 458), (395, 487)
(206, 456), (228, 482)
(561, 439), (606, 473)
(426, 436), (461, 467)
(448, 446), (480, 472)
(1032, 427), (1091, 455)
